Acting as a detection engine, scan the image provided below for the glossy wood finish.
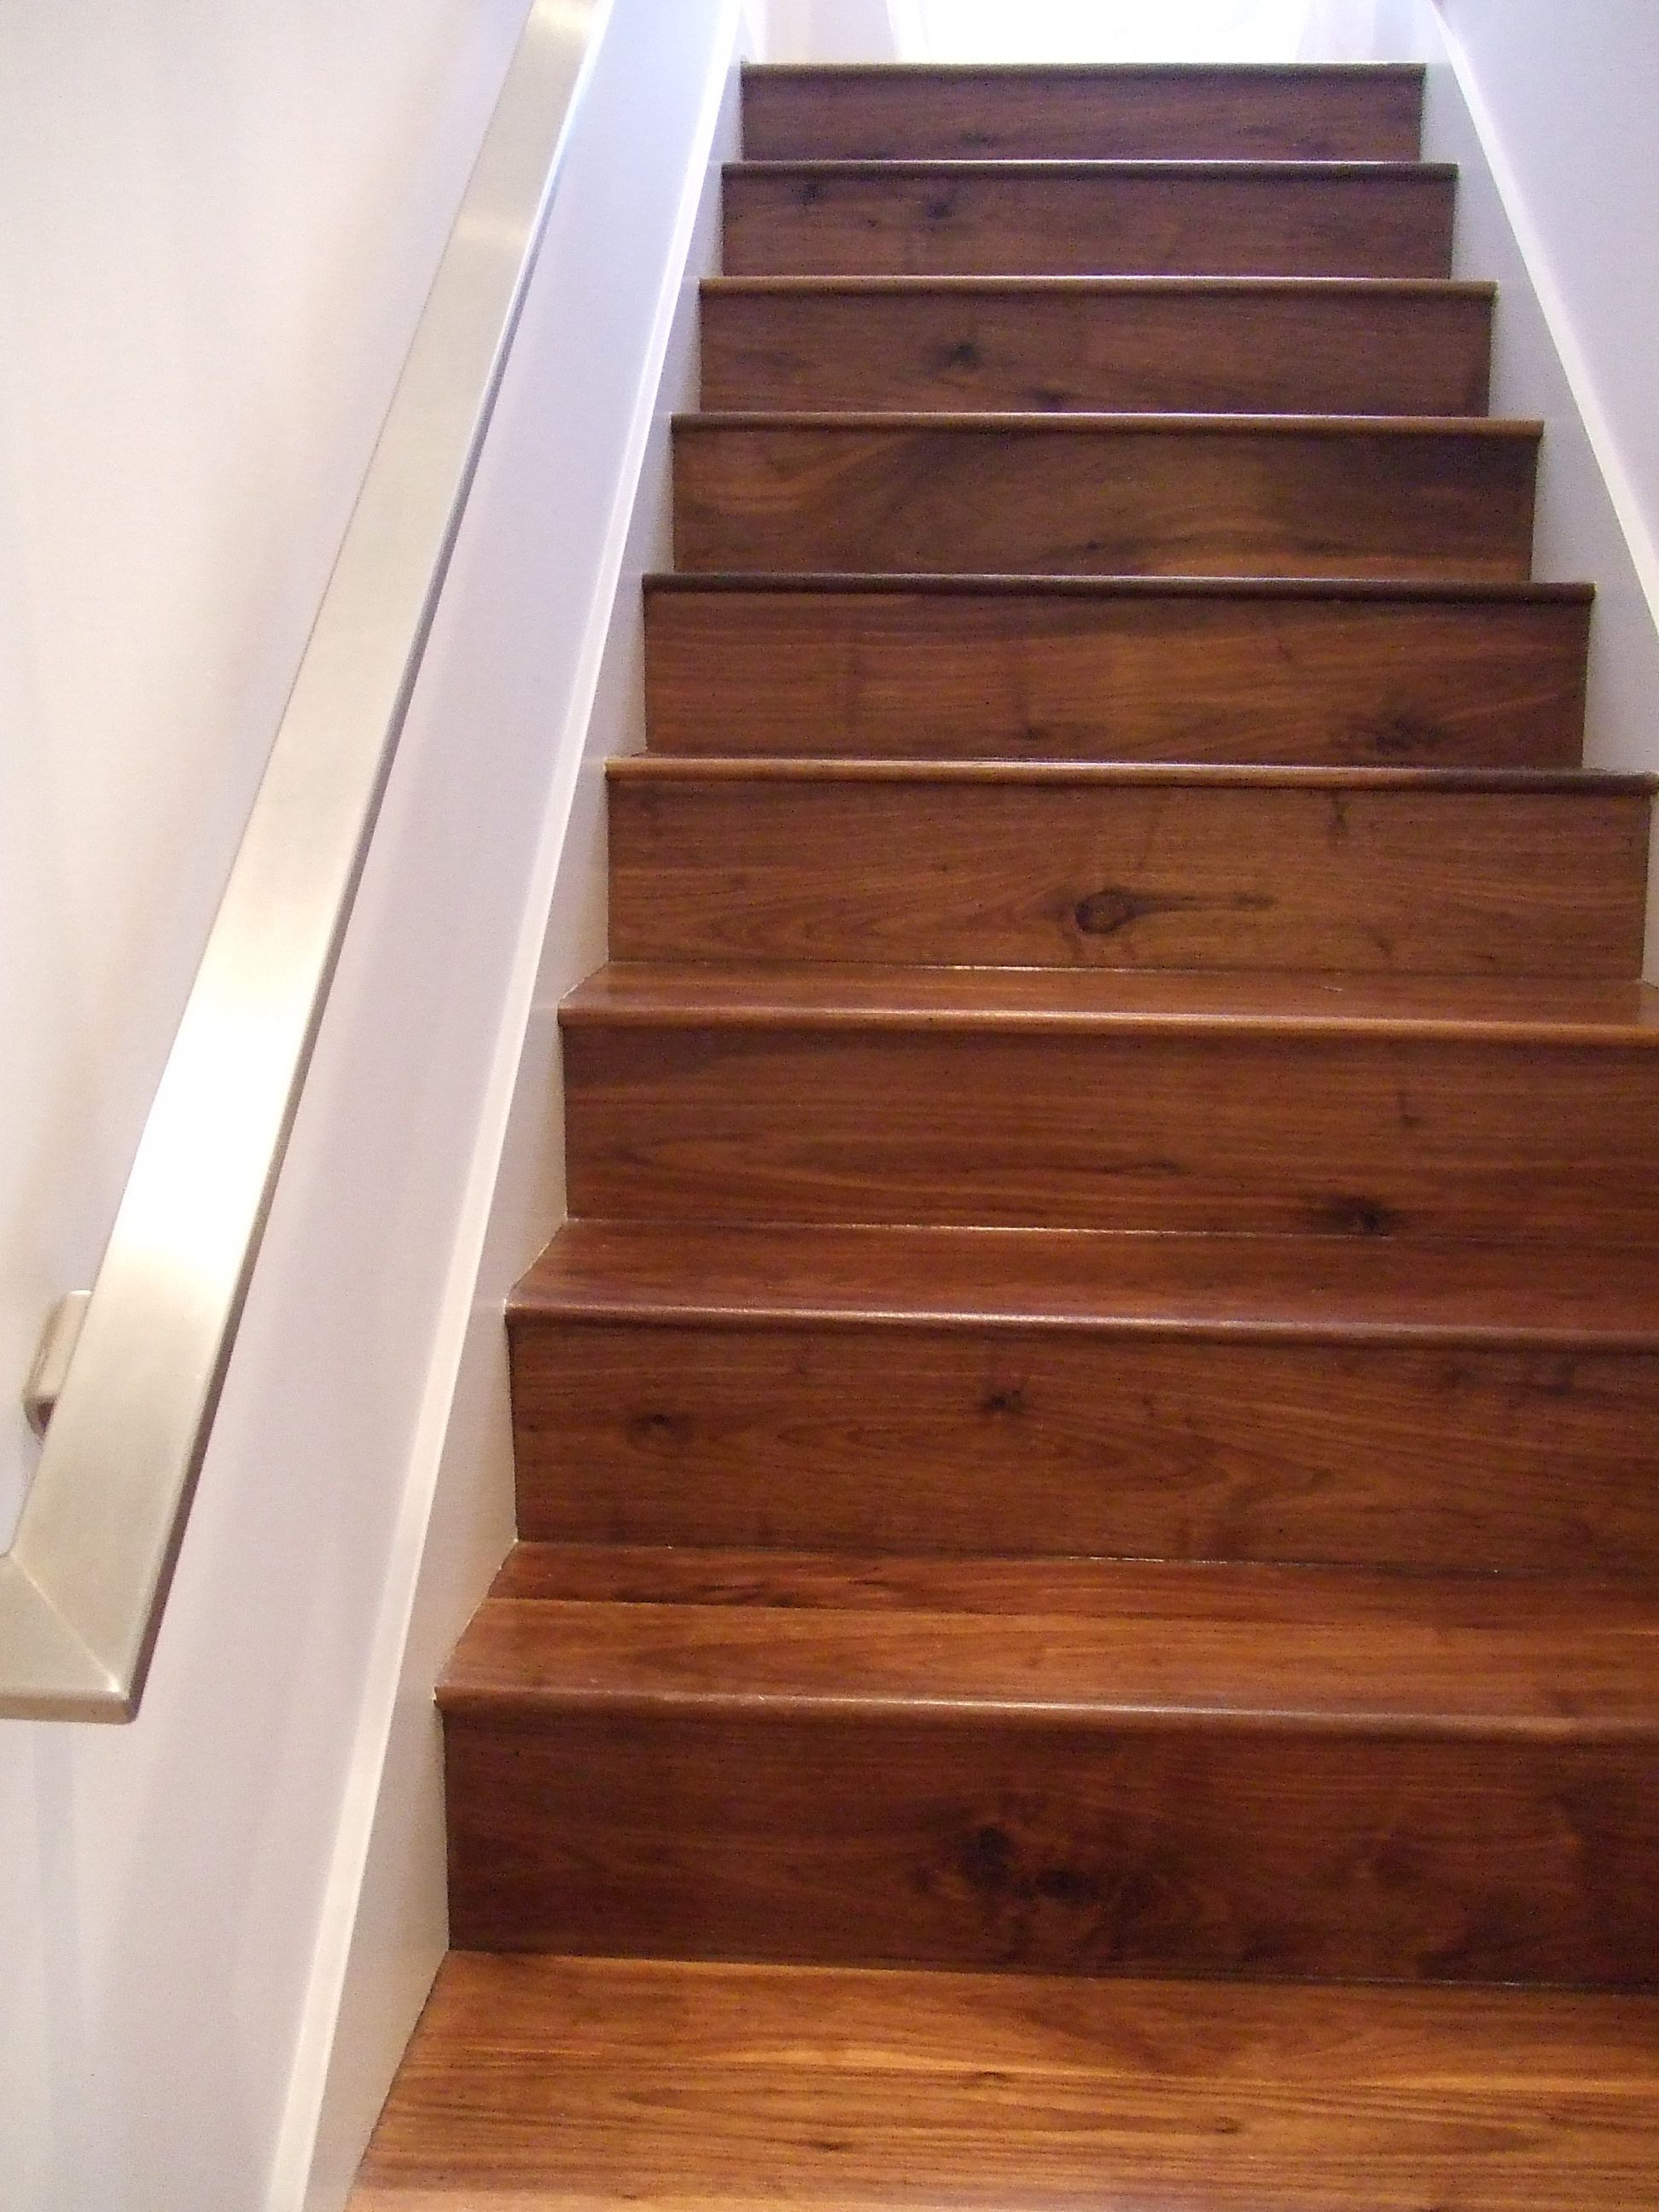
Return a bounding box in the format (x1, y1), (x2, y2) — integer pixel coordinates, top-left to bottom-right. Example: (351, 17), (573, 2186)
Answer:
(442, 1556), (1659, 1980)
(723, 162), (1457, 279)
(515, 1225), (1659, 1578)
(562, 965), (1659, 1239)
(563, 1023), (1659, 1238)
(513, 1225), (1659, 1569)
(673, 416), (1540, 580)
(451, 1550), (1659, 1720)
(514, 1323), (1659, 1575)
(562, 962), (1659, 1031)
(701, 277), (1494, 416)
(742, 61), (1428, 162)
(518, 1218), (1659, 1345)
(511, 1288), (1659, 1580)
(607, 760), (1648, 975)
(484, 1543), (1659, 1616)
(354, 1954), (1659, 2212)
(644, 578), (1593, 767)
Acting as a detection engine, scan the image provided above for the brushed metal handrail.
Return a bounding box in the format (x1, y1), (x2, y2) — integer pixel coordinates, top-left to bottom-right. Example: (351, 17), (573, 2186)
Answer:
(0, 0), (612, 1720)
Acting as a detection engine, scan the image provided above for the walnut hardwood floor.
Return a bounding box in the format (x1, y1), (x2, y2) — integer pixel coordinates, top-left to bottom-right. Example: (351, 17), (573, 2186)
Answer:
(352, 1954), (1659, 2210)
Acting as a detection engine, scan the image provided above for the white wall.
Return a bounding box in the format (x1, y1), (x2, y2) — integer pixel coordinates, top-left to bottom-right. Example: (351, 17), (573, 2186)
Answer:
(0, 0), (748, 2204)
(0, 0), (531, 1545)
(0, 0), (533, 2194)
(762, 0), (899, 59)
(894, 2), (1317, 61)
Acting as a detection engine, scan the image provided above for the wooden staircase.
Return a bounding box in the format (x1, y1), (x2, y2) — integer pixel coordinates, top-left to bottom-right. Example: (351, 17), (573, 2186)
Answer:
(352, 62), (1659, 2206)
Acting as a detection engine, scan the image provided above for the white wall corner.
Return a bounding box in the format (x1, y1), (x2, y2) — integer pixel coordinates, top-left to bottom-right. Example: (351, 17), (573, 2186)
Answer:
(756, 0), (901, 63)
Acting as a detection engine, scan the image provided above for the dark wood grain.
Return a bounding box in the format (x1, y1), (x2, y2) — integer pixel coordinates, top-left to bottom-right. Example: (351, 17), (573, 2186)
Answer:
(742, 62), (1427, 162)
(487, 1546), (1659, 1621)
(518, 1219), (1659, 1347)
(563, 958), (1659, 1033)
(700, 277), (1493, 415)
(441, 1563), (1659, 1981)
(643, 579), (1592, 767)
(445, 1557), (1659, 1721)
(511, 1316), (1659, 1576)
(672, 417), (1540, 580)
(352, 1954), (1659, 2211)
(722, 163), (1457, 280)
(606, 762), (1648, 975)
(561, 965), (1659, 1240)
(513, 1225), (1659, 1573)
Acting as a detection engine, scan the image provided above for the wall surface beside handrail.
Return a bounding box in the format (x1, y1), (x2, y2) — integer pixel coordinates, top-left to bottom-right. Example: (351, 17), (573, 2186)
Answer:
(0, 0), (530, 1554)
(0, 0), (533, 2195)
(0, 0), (746, 2203)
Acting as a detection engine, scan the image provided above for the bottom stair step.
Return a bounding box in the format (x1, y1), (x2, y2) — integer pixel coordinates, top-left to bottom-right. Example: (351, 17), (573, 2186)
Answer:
(352, 1952), (1659, 2209)
(442, 1550), (1659, 1985)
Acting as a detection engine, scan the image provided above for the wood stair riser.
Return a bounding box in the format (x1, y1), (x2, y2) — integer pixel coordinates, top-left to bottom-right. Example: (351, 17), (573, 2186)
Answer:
(516, 1318), (1659, 1577)
(742, 65), (1427, 163)
(512, 1318), (1659, 1579)
(723, 166), (1456, 280)
(444, 1707), (1659, 1986)
(562, 1022), (1659, 1241)
(607, 776), (1647, 976)
(701, 282), (1493, 416)
(644, 585), (1592, 768)
(673, 422), (1539, 580)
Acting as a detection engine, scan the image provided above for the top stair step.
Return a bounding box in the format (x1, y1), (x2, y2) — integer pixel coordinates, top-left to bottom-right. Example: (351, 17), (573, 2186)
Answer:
(743, 63), (1426, 163)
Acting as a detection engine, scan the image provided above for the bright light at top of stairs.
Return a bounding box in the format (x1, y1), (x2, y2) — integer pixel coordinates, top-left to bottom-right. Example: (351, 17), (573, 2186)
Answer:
(891, 0), (1319, 64)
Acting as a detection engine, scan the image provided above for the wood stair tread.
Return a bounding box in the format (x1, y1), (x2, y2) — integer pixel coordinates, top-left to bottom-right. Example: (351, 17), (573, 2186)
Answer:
(442, 1551), (1659, 1739)
(705, 271), (1497, 294)
(515, 1221), (1659, 1347)
(648, 568), (1594, 599)
(352, 1951), (1659, 2212)
(730, 156), (1458, 179)
(562, 962), (1659, 1039)
(610, 755), (1651, 794)
(488, 1544), (1659, 1629)
(682, 406), (1540, 435)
